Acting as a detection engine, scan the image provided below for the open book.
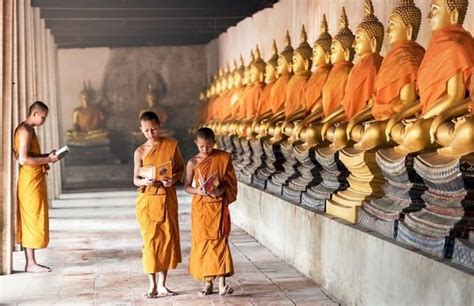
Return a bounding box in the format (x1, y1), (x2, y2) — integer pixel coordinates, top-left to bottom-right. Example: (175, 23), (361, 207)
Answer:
(55, 145), (70, 160)
(197, 168), (220, 194)
(138, 160), (172, 180)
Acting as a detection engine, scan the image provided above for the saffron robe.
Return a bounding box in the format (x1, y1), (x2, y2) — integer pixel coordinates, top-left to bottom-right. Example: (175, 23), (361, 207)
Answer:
(304, 64), (332, 112)
(14, 129), (49, 249)
(372, 41), (425, 120)
(322, 61), (353, 118)
(342, 53), (383, 120)
(256, 81), (275, 117)
(189, 149), (237, 281)
(270, 74), (292, 114)
(284, 73), (310, 117)
(244, 83), (265, 121)
(418, 24), (474, 115)
(136, 137), (184, 274)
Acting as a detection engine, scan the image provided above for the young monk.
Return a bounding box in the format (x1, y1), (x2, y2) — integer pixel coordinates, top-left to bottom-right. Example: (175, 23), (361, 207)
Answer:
(184, 127), (237, 296)
(14, 101), (59, 273)
(133, 111), (184, 298)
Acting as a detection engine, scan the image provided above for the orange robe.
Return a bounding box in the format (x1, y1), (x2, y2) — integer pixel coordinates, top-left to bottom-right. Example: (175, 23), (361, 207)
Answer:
(256, 81), (275, 117)
(284, 73), (310, 117)
(304, 64), (332, 112)
(230, 87), (243, 119)
(216, 90), (231, 121)
(270, 74), (292, 114)
(372, 41), (425, 120)
(14, 129), (49, 249)
(244, 83), (264, 120)
(189, 149), (237, 281)
(418, 24), (474, 115)
(136, 137), (185, 274)
(322, 61), (353, 118)
(342, 53), (383, 120)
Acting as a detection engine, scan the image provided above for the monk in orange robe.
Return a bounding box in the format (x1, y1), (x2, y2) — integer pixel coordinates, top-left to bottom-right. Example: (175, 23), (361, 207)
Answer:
(185, 127), (237, 296)
(133, 111), (184, 298)
(322, 61), (353, 118)
(14, 101), (59, 273)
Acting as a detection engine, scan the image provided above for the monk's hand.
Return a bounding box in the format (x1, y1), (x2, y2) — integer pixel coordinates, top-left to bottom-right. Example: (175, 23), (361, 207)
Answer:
(209, 188), (224, 198)
(48, 151), (59, 163)
(160, 178), (175, 187)
(196, 187), (207, 196)
(144, 178), (156, 186)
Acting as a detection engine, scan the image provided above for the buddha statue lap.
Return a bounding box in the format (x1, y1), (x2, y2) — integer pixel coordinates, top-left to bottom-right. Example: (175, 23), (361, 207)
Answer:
(66, 88), (110, 146)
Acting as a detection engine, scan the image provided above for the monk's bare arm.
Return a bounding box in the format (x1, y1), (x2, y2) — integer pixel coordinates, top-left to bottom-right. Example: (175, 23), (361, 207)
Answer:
(184, 159), (198, 194)
(133, 147), (152, 187)
(17, 127), (56, 166)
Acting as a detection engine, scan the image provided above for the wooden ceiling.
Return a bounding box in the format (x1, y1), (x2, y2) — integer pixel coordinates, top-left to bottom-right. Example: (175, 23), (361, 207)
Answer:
(31, 0), (278, 48)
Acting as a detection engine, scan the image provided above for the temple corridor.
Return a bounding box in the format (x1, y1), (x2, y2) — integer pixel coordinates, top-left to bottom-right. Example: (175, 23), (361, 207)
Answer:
(0, 189), (338, 305)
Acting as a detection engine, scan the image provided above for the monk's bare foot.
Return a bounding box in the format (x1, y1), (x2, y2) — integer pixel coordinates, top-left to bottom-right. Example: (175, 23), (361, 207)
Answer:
(25, 263), (51, 273)
(144, 287), (158, 298)
(198, 282), (213, 296)
(157, 287), (177, 297)
(219, 284), (234, 296)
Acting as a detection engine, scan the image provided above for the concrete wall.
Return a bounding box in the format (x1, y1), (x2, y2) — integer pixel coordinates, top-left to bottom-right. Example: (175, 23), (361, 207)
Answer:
(230, 183), (474, 306)
(57, 45), (207, 161)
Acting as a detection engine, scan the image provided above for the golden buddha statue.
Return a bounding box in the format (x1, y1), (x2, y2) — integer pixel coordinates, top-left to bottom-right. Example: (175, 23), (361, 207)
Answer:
(321, 0), (384, 151)
(299, 7), (355, 149)
(250, 39), (279, 139)
(280, 25), (313, 141)
(66, 88), (109, 146)
(346, 0), (425, 151)
(290, 14), (333, 144)
(386, 0), (474, 155)
(260, 30), (294, 143)
(226, 56), (246, 136)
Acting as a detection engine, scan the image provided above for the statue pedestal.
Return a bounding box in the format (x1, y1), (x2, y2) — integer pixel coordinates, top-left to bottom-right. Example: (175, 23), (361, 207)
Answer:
(267, 140), (300, 196)
(396, 153), (474, 259)
(237, 138), (253, 183)
(325, 148), (385, 223)
(282, 143), (323, 204)
(300, 146), (348, 211)
(252, 137), (285, 190)
(220, 135), (234, 155)
(357, 149), (426, 238)
(452, 231), (474, 269)
(231, 135), (244, 165)
(240, 138), (265, 185)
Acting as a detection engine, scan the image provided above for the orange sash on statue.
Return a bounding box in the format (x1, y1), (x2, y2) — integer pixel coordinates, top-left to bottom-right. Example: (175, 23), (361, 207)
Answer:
(322, 61), (353, 118)
(418, 24), (474, 115)
(256, 81), (274, 117)
(189, 149), (237, 280)
(270, 73), (291, 114)
(229, 87), (243, 119)
(304, 64), (332, 112)
(284, 73), (310, 117)
(372, 41), (425, 120)
(244, 83), (264, 120)
(342, 53), (383, 120)
(218, 90), (233, 121)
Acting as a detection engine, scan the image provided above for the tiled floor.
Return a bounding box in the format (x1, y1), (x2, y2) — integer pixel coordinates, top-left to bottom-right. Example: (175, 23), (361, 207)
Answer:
(0, 190), (338, 305)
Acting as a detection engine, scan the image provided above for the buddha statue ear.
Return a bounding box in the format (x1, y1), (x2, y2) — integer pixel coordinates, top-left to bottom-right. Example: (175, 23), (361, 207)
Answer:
(450, 7), (460, 24)
(324, 51), (331, 64)
(370, 37), (377, 53)
(344, 48), (350, 61)
(259, 71), (264, 83)
(406, 24), (413, 40)
(304, 58), (310, 71)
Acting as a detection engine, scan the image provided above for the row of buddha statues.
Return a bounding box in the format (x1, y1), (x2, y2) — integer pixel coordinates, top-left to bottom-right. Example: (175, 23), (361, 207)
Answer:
(196, 0), (474, 268)
(66, 84), (172, 147)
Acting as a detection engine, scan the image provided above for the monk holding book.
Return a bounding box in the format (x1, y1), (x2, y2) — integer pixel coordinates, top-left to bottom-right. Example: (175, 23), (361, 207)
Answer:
(14, 101), (59, 273)
(133, 111), (184, 298)
(184, 127), (238, 296)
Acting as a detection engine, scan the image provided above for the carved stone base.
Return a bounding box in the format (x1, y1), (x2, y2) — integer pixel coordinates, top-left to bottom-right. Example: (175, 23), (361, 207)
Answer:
(396, 153), (474, 259)
(250, 137), (285, 190)
(357, 149), (426, 238)
(452, 231), (474, 270)
(300, 146), (348, 212)
(231, 135), (245, 166)
(240, 138), (266, 180)
(221, 136), (235, 156)
(326, 148), (385, 223)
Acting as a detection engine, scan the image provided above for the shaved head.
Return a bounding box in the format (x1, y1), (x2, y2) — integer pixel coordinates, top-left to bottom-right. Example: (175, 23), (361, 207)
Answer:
(28, 101), (49, 116)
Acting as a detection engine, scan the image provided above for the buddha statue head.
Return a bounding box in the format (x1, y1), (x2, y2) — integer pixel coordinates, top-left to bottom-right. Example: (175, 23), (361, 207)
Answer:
(233, 55), (245, 88)
(265, 39), (279, 84)
(215, 68), (223, 95)
(386, 0), (422, 44)
(220, 64), (229, 92)
(354, 0), (384, 56)
(428, 0), (468, 31)
(226, 63), (234, 91)
(313, 14), (333, 67)
(293, 25), (313, 74)
(331, 7), (355, 64)
(250, 45), (266, 83)
(277, 31), (294, 76)
(210, 75), (217, 97)
(243, 49), (255, 86)
(79, 89), (90, 107)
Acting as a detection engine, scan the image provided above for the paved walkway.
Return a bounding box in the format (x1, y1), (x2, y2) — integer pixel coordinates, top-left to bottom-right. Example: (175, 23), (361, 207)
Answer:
(0, 190), (338, 305)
